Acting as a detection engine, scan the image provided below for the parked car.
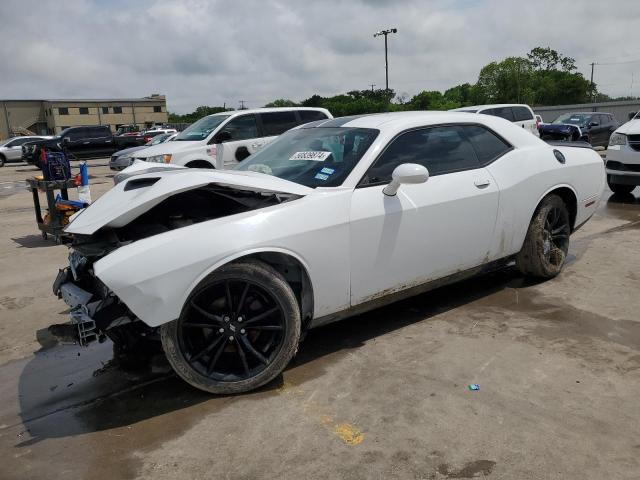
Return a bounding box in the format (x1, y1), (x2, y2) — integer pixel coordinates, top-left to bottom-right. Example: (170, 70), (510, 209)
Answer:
(539, 112), (618, 147)
(450, 104), (540, 137)
(21, 125), (160, 167)
(0, 135), (51, 167)
(50, 111), (604, 394)
(115, 124), (140, 136)
(109, 133), (177, 171)
(605, 111), (640, 193)
(131, 107), (332, 169)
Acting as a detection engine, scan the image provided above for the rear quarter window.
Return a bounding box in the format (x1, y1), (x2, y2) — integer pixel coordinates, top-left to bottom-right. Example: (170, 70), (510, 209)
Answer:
(512, 106), (534, 121)
(299, 110), (329, 123)
(462, 125), (512, 164)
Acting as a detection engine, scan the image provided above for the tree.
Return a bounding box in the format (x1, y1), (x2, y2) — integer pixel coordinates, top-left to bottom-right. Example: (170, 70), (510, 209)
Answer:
(527, 47), (576, 72)
(264, 99), (299, 107)
(168, 105), (229, 123)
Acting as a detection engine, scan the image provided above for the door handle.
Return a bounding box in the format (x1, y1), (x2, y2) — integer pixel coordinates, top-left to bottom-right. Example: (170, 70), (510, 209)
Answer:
(474, 179), (491, 188)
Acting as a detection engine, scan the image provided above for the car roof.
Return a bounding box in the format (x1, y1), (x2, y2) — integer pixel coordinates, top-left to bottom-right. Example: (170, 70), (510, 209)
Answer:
(300, 110), (520, 130)
(451, 104), (533, 111)
(207, 107), (330, 118)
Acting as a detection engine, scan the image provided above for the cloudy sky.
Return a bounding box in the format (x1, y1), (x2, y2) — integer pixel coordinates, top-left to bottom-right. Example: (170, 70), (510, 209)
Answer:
(2, 0), (640, 113)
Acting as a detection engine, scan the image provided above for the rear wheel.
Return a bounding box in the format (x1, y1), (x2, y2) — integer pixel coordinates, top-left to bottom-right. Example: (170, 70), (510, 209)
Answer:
(185, 160), (214, 169)
(161, 261), (301, 394)
(516, 194), (571, 279)
(0, 154), (5, 167)
(607, 178), (636, 194)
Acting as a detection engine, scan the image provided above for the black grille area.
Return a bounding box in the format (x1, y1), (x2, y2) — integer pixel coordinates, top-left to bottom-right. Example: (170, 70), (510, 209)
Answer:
(628, 135), (640, 152)
(606, 160), (640, 172)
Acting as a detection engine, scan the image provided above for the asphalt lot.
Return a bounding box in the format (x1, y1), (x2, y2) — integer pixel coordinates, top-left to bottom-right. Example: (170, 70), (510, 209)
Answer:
(0, 157), (639, 480)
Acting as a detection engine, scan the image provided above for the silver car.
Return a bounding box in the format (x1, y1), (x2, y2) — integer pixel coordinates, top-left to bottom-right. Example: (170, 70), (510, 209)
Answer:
(109, 132), (177, 171)
(0, 135), (51, 167)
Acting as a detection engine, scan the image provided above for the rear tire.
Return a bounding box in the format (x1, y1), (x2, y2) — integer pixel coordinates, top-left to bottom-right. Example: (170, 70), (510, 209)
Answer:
(161, 260), (301, 394)
(516, 194), (571, 279)
(185, 160), (214, 169)
(0, 154), (5, 167)
(607, 179), (636, 194)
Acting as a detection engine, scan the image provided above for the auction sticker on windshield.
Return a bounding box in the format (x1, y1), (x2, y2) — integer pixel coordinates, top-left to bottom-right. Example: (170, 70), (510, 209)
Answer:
(289, 151), (331, 161)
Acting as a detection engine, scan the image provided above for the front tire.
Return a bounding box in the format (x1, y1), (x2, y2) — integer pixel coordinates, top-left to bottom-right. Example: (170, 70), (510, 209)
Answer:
(161, 260), (301, 394)
(516, 194), (571, 279)
(607, 178), (636, 194)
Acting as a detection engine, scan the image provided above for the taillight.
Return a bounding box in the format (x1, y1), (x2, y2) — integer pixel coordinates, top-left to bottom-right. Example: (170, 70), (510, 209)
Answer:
(143, 136), (151, 142)
(536, 118), (540, 130)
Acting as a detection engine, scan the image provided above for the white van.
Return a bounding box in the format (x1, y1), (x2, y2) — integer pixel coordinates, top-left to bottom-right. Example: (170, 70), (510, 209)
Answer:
(135, 107), (332, 169)
(450, 104), (540, 137)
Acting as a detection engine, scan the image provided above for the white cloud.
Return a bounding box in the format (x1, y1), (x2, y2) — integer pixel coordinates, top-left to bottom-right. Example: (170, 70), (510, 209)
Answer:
(1, 0), (639, 113)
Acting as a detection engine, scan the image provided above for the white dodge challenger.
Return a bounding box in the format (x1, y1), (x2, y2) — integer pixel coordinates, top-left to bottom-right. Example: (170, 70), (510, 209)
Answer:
(51, 112), (605, 394)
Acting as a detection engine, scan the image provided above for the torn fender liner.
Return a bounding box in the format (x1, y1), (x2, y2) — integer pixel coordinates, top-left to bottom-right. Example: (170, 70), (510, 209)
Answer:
(65, 169), (313, 235)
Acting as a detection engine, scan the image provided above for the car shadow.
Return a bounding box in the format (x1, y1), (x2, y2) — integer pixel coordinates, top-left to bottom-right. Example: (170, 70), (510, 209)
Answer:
(14, 266), (525, 444)
(12, 235), (60, 249)
(606, 192), (639, 205)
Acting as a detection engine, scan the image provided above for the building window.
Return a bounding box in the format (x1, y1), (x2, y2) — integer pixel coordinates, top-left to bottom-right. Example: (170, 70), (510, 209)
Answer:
(153, 105), (162, 113)
(102, 107), (109, 114)
(79, 107), (89, 115)
(113, 106), (123, 114)
(58, 107), (69, 115)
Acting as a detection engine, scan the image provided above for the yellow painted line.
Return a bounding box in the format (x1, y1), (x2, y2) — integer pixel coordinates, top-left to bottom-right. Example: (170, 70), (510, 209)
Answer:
(277, 382), (364, 446)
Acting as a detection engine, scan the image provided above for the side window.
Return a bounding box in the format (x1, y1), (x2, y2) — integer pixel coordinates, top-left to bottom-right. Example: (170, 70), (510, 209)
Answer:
(260, 111), (298, 136)
(66, 129), (84, 140)
(491, 107), (515, 122)
(363, 126), (480, 185)
(462, 125), (512, 164)
(299, 110), (329, 123)
(222, 115), (258, 141)
(512, 106), (534, 121)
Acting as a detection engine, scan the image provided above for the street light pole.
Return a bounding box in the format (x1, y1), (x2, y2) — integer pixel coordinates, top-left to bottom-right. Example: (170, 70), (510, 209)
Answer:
(373, 28), (398, 92)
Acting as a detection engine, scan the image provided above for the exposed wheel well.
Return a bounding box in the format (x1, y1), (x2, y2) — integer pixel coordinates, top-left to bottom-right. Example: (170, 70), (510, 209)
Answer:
(545, 187), (577, 231)
(231, 252), (314, 330)
(185, 160), (214, 169)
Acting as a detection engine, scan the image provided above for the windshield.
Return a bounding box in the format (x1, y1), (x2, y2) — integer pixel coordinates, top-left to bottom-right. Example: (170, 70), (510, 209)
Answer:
(147, 133), (170, 145)
(553, 113), (591, 126)
(175, 115), (230, 141)
(236, 127), (379, 188)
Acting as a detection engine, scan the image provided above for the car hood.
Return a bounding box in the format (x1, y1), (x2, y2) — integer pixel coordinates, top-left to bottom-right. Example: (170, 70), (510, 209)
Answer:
(65, 169), (314, 235)
(540, 123), (581, 131)
(615, 119), (640, 135)
(113, 145), (147, 157)
(130, 140), (200, 157)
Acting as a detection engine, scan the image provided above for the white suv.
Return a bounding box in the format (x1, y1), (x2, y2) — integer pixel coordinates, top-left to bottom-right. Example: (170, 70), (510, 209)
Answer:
(606, 111), (640, 194)
(451, 104), (540, 137)
(134, 107), (332, 169)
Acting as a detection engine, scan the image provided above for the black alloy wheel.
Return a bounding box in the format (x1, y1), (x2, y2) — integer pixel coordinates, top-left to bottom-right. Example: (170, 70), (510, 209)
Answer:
(516, 194), (571, 279)
(161, 261), (301, 394)
(541, 206), (570, 268)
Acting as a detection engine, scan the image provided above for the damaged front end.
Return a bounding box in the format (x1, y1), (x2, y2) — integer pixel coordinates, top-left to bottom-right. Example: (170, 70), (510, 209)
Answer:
(48, 170), (307, 350)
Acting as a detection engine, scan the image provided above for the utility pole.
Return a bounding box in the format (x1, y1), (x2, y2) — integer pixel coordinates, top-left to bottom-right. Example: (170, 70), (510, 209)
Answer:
(373, 28), (398, 92)
(370, 84), (376, 93)
(590, 62), (595, 103)
(239, 100), (246, 110)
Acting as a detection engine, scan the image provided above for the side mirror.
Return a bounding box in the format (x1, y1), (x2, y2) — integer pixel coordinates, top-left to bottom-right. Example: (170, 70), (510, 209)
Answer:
(589, 121), (599, 127)
(62, 137), (71, 145)
(213, 130), (232, 144)
(383, 163), (429, 196)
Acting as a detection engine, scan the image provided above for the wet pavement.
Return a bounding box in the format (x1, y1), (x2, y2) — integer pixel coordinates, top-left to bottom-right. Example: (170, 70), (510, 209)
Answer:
(0, 161), (639, 479)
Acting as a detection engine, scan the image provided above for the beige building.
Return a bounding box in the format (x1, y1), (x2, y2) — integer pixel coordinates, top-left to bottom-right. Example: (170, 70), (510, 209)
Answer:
(0, 94), (168, 139)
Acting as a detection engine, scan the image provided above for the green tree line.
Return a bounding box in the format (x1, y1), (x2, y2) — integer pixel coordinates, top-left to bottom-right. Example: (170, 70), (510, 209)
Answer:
(170, 47), (632, 122)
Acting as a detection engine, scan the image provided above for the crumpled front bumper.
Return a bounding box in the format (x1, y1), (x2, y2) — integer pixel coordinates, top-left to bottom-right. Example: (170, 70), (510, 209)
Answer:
(51, 268), (100, 346)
